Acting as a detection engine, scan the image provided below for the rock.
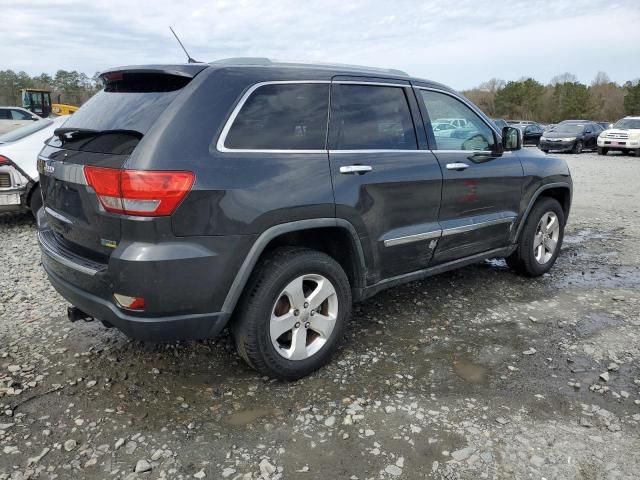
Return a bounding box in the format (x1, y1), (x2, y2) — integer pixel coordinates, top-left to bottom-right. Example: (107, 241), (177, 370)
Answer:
(63, 439), (77, 452)
(364, 429), (375, 437)
(135, 460), (152, 473)
(451, 447), (475, 462)
(324, 416), (336, 427)
(0, 423), (15, 430)
(384, 406), (396, 414)
(600, 372), (610, 382)
(522, 348), (537, 355)
(608, 363), (619, 372)
(125, 441), (138, 455)
(115, 438), (125, 450)
(259, 459), (276, 476)
(496, 417), (509, 425)
(7, 365), (20, 373)
(86, 380), (97, 388)
(151, 368), (160, 375)
(396, 457), (404, 468)
(579, 418), (593, 428)
(530, 455), (545, 467)
(194, 470), (206, 479)
(385, 465), (402, 476)
(221, 467), (236, 478)
(480, 452), (493, 463)
(27, 447), (50, 465)
(151, 449), (164, 461)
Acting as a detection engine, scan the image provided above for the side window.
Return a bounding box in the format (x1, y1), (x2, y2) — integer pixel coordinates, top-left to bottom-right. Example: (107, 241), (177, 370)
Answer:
(224, 83), (329, 150)
(0, 109), (11, 120)
(420, 90), (495, 151)
(330, 84), (417, 150)
(11, 109), (32, 121)
(584, 125), (593, 134)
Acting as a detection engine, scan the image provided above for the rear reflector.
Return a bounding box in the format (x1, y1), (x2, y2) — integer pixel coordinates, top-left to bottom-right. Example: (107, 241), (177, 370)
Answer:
(0, 155), (11, 165)
(84, 166), (194, 216)
(113, 293), (145, 311)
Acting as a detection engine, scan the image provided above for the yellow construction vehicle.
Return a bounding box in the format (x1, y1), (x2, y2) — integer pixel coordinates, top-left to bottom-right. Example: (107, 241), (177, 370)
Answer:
(21, 89), (79, 117)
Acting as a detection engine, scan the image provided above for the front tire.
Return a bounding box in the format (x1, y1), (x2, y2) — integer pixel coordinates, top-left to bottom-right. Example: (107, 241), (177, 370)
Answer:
(572, 141), (583, 154)
(232, 247), (351, 380)
(507, 197), (565, 277)
(597, 147), (608, 156)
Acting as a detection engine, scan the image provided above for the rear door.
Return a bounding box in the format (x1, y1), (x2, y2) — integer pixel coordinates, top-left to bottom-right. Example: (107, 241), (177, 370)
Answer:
(415, 87), (524, 264)
(328, 78), (442, 281)
(39, 70), (199, 261)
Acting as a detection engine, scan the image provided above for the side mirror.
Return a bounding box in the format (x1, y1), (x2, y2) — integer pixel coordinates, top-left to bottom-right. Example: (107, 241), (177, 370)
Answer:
(502, 126), (522, 151)
(31, 116), (39, 121)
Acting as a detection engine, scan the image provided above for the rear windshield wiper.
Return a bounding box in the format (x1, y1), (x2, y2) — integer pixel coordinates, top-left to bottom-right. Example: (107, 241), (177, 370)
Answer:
(54, 128), (143, 141)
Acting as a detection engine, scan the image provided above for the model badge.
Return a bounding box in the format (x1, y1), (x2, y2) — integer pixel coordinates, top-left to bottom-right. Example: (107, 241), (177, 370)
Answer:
(44, 163), (55, 174)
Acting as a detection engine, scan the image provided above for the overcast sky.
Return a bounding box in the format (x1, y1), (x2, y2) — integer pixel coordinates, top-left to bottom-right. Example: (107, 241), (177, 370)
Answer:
(2, 0), (639, 90)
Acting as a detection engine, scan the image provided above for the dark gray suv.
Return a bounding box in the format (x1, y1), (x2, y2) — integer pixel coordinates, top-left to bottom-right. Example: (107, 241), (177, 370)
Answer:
(37, 58), (572, 379)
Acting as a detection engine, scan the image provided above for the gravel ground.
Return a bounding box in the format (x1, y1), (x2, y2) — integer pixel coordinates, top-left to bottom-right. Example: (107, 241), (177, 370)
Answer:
(1, 151), (640, 480)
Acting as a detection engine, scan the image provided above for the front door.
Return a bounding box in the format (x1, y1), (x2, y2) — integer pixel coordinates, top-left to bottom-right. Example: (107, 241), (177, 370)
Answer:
(328, 79), (442, 282)
(416, 88), (524, 264)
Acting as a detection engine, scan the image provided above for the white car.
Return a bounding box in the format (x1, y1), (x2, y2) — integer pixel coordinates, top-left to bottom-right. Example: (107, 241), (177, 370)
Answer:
(597, 116), (640, 156)
(0, 115), (68, 215)
(0, 107), (42, 134)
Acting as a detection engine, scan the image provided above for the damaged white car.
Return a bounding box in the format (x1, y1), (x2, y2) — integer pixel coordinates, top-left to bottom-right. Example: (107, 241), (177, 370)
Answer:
(0, 116), (68, 215)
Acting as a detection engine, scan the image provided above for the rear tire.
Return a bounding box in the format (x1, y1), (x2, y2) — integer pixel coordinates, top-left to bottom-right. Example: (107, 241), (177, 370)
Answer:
(29, 185), (42, 217)
(232, 247), (351, 380)
(541, 149), (549, 153)
(572, 141), (583, 154)
(507, 197), (565, 277)
(597, 147), (608, 156)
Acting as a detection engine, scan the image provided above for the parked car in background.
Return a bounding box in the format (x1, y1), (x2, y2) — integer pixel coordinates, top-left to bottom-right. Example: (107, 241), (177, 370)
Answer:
(519, 123), (545, 146)
(0, 115), (68, 214)
(433, 118), (468, 128)
(0, 107), (42, 134)
(597, 116), (640, 156)
(539, 120), (603, 153)
(492, 118), (509, 131)
(507, 120), (536, 127)
(431, 121), (457, 136)
(597, 121), (613, 130)
(37, 59), (571, 380)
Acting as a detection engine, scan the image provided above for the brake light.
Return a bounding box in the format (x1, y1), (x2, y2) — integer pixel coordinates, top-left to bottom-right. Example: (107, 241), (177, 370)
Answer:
(0, 155), (12, 166)
(84, 166), (194, 216)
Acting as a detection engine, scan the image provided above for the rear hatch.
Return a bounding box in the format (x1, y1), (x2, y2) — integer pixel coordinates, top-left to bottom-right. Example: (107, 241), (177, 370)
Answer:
(39, 67), (204, 262)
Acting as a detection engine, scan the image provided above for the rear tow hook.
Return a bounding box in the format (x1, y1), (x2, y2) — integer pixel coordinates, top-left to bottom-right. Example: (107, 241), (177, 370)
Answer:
(67, 306), (94, 323)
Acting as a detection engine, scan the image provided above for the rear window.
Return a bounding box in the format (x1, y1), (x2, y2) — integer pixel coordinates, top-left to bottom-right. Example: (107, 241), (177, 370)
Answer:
(223, 83), (330, 150)
(52, 72), (191, 153)
(330, 84), (417, 150)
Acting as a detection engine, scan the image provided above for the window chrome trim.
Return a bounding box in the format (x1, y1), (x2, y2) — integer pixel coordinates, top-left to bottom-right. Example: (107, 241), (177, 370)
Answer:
(384, 229), (442, 247)
(216, 80), (331, 154)
(413, 86), (502, 139)
(329, 149), (425, 154)
(441, 216), (516, 237)
(334, 80), (411, 88)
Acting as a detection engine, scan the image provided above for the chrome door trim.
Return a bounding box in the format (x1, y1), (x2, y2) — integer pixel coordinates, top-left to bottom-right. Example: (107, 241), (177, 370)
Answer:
(441, 216), (516, 237)
(334, 80), (411, 88)
(216, 80), (331, 154)
(383, 229), (442, 247)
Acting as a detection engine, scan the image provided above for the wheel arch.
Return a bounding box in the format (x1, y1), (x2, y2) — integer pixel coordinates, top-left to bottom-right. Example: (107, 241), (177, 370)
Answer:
(221, 219), (367, 315)
(514, 182), (572, 242)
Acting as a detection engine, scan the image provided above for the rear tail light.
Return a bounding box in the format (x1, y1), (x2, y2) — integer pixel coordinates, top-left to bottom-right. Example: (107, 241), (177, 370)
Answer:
(84, 166), (194, 216)
(0, 155), (12, 166)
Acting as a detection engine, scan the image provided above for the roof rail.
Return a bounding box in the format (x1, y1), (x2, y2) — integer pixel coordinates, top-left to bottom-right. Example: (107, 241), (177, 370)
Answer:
(208, 57), (409, 76)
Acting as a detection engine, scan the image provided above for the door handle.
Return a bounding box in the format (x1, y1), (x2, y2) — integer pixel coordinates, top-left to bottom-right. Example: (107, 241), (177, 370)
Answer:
(446, 162), (469, 171)
(340, 165), (373, 174)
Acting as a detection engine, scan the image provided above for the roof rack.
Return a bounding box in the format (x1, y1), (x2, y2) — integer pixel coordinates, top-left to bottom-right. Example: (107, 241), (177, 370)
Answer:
(209, 57), (409, 77)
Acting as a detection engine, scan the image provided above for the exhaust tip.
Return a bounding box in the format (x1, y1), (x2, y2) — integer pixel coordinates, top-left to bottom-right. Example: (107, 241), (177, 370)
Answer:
(67, 306), (93, 323)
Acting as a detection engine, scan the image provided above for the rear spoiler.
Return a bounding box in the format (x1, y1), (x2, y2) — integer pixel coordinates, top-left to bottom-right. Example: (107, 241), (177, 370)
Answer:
(99, 64), (208, 82)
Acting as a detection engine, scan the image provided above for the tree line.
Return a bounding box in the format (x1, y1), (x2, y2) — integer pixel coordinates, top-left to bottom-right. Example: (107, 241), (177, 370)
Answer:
(463, 72), (640, 123)
(0, 69), (101, 107)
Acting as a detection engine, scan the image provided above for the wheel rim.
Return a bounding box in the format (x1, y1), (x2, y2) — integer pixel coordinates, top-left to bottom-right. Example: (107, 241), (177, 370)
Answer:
(269, 274), (338, 360)
(534, 211), (560, 264)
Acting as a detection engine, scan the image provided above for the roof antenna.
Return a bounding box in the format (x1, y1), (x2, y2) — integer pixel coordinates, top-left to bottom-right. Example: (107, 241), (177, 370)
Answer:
(169, 26), (199, 63)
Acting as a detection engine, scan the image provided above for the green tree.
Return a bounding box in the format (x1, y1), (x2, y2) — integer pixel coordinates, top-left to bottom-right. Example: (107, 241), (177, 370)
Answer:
(494, 78), (544, 120)
(551, 82), (593, 121)
(623, 81), (640, 115)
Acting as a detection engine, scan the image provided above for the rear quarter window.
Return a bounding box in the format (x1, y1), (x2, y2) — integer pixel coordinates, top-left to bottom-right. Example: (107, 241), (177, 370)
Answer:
(222, 83), (330, 151)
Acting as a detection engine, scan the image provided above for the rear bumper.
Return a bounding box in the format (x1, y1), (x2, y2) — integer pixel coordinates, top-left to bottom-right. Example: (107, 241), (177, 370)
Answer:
(42, 262), (229, 341)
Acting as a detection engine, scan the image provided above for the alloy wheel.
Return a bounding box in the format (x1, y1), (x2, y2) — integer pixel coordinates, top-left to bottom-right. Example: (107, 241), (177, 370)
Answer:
(269, 274), (338, 360)
(533, 212), (560, 264)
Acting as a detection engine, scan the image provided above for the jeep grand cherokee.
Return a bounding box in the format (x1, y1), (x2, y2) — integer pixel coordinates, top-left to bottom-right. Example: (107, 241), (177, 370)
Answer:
(37, 58), (572, 380)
